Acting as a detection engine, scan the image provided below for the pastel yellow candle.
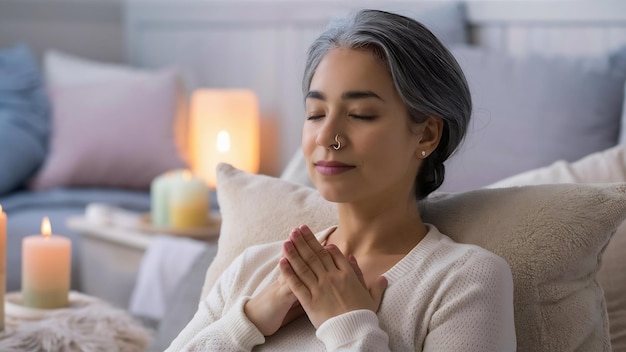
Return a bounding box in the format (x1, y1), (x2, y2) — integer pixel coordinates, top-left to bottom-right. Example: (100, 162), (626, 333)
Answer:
(169, 170), (209, 229)
(21, 217), (71, 309)
(0, 205), (6, 330)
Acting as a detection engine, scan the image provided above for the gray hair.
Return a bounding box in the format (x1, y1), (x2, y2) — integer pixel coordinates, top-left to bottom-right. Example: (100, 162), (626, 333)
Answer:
(302, 9), (471, 199)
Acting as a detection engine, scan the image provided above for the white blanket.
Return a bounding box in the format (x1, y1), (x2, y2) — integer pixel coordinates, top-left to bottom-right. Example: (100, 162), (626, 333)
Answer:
(128, 235), (207, 322)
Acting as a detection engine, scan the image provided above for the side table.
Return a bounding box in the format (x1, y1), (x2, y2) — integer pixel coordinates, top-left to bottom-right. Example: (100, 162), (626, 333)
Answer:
(0, 291), (152, 351)
(66, 215), (220, 311)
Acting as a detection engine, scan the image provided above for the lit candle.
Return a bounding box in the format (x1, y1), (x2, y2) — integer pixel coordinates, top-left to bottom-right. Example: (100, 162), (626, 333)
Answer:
(0, 205), (6, 330)
(22, 217), (71, 309)
(169, 170), (209, 229)
(190, 89), (260, 188)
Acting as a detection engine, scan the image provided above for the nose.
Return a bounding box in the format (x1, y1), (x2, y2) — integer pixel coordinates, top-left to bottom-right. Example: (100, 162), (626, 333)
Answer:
(315, 111), (343, 150)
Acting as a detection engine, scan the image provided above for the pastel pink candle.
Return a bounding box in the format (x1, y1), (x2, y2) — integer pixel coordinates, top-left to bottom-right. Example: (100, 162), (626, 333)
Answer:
(0, 205), (6, 329)
(21, 217), (71, 309)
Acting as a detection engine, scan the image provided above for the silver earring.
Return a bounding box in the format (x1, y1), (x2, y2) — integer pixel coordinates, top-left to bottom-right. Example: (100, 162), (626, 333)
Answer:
(421, 150), (426, 157)
(332, 133), (342, 150)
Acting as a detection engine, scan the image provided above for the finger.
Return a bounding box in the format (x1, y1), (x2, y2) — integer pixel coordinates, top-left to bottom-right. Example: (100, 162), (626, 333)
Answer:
(346, 254), (366, 288)
(298, 225), (337, 270)
(369, 276), (388, 312)
(290, 227), (336, 273)
(282, 240), (318, 288)
(325, 244), (354, 273)
(279, 257), (312, 303)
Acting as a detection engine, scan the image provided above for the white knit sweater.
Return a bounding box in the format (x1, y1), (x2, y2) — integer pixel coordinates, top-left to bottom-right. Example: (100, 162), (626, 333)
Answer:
(167, 225), (516, 351)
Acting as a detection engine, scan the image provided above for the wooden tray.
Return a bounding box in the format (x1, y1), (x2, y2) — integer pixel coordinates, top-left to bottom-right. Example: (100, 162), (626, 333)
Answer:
(138, 213), (221, 240)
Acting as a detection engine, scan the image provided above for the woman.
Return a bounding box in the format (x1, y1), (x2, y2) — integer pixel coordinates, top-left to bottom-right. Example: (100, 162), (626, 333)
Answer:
(168, 9), (516, 351)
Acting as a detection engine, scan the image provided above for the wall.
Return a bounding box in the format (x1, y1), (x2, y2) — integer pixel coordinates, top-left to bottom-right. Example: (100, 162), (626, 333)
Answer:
(126, 1), (626, 173)
(0, 0), (125, 63)
(2, 0), (626, 174)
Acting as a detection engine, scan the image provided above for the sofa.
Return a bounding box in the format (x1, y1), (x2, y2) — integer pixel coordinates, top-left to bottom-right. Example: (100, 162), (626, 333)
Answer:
(152, 31), (626, 352)
(0, 44), (187, 293)
(145, 11), (626, 352)
(2, 1), (626, 351)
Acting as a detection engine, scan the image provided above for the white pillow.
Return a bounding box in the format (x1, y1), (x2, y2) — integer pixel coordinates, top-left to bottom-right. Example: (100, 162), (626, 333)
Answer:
(488, 144), (626, 187)
(488, 144), (626, 352)
(204, 163), (626, 352)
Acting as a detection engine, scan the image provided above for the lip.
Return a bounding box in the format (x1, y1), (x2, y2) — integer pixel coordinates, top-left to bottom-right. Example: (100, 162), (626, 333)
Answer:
(314, 161), (355, 176)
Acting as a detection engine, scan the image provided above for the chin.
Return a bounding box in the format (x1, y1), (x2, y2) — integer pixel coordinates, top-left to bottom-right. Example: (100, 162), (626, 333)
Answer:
(314, 182), (350, 203)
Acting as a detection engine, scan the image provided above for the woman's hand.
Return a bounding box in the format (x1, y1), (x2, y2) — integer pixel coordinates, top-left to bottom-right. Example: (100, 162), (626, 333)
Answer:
(279, 225), (388, 329)
(244, 257), (304, 336)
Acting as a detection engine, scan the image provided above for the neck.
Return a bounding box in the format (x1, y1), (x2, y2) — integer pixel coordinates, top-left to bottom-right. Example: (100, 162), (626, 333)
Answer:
(329, 196), (427, 258)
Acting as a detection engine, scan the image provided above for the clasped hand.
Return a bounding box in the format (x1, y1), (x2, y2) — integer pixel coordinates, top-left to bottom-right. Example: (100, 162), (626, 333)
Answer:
(245, 225), (387, 336)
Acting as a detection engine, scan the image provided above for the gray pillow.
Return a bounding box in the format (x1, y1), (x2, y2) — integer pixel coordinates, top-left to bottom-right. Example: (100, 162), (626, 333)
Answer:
(0, 43), (50, 195)
(281, 46), (626, 191)
(280, 149), (314, 188)
(441, 46), (626, 192)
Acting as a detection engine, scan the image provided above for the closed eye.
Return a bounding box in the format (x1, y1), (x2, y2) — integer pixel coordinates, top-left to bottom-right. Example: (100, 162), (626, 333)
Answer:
(350, 114), (378, 121)
(306, 115), (325, 121)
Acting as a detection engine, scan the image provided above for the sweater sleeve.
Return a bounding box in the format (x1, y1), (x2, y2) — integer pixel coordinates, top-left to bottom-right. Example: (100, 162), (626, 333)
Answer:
(423, 252), (517, 352)
(316, 310), (391, 351)
(165, 253), (265, 351)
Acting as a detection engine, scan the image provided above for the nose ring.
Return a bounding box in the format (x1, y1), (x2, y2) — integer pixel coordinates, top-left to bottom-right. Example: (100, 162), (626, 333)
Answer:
(332, 133), (342, 150)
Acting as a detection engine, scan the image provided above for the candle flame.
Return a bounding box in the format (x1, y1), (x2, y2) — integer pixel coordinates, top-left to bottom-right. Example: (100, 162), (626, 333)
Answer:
(183, 170), (192, 180)
(41, 217), (52, 238)
(216, 130), (231, 153)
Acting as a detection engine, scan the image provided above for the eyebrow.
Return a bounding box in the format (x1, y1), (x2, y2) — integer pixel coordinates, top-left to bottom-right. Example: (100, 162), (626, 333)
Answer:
(306, 90), (384, 102)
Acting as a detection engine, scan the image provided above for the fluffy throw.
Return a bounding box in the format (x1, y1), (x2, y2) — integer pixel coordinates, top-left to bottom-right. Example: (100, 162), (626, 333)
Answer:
(0, 291), (152, 352)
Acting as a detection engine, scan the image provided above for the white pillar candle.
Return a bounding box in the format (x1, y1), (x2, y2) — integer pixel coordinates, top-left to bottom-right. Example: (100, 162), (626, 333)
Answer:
(21, 217), (71, 309)
(169, 170), (209, 229)
(0, 205), (6, 330)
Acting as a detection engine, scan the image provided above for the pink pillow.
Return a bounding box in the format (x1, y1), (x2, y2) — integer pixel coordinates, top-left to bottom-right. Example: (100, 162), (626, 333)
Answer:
(31, 69), (187, 190)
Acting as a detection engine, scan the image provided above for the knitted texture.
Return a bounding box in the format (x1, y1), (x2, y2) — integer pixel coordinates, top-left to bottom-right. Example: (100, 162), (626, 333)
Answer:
(202, 164), (626, 351)
(167, 225), (516, 351)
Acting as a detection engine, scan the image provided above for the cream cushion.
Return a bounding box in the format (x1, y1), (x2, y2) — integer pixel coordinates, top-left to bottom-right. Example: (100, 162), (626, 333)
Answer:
(203, 163), (626, 352)
(488, 144), (626, 351)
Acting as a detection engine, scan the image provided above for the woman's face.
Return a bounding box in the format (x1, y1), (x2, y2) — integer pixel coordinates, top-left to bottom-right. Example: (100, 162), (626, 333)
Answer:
(302, 47), (426, 204)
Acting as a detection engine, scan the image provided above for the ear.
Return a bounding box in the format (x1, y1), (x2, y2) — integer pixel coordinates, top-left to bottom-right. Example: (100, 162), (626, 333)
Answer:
(415, 117), (443, 158)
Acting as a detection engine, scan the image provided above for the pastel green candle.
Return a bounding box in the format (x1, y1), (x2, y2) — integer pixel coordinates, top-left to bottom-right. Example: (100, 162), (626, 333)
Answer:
(150, 170), (180, 227)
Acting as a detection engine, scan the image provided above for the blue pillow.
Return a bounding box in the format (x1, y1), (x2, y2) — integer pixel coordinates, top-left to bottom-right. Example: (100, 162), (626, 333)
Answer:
(0, 44), (50, 195)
